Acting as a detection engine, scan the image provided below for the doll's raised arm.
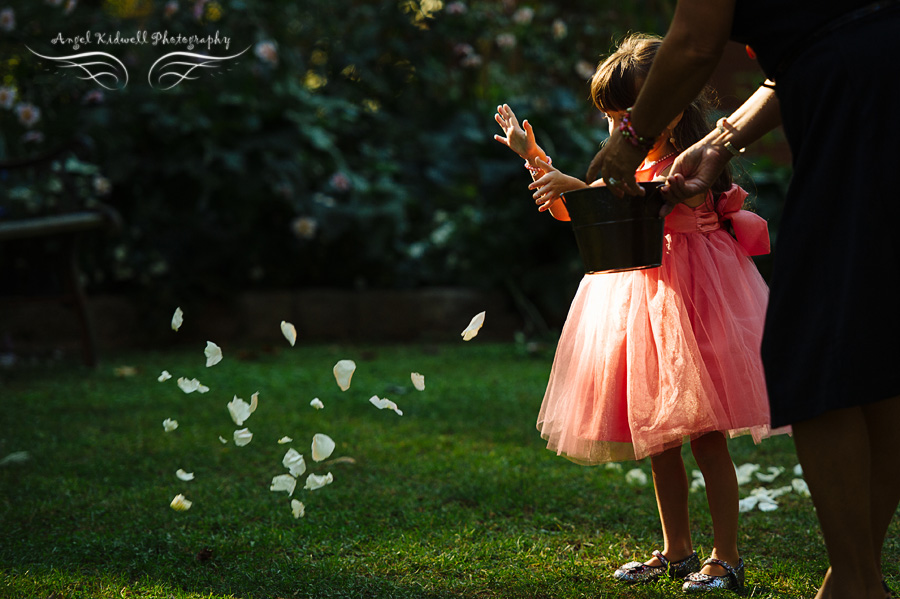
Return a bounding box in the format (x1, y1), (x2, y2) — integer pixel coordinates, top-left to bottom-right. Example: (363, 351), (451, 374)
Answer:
(493, 104), (551, 173)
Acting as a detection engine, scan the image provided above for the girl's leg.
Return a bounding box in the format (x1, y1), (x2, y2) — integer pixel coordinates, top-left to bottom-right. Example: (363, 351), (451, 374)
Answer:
(690, 431), (741, 575)
(792, 405), (887, 599)
(647, 445), (694, 564)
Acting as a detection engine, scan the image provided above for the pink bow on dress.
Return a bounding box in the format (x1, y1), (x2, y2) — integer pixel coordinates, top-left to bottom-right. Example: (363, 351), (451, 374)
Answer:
(716, 185), (771, 256)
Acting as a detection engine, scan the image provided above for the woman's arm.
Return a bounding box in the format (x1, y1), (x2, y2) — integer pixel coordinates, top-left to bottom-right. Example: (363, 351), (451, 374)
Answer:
(586, 0), (736, 193)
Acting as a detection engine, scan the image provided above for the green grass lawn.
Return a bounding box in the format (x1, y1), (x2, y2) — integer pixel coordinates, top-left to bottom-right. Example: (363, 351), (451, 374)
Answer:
(0, 342), (896, 598)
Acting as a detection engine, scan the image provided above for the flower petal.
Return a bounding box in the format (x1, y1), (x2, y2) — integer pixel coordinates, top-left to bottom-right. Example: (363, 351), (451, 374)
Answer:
(176, 469), (194, 481)
(793, 464), (803, 476)
(282, 448), (307, 477)
(333, 360), (356, 391)
(270, 473), (297, 496)
(624, 468), (648, 486)
(304, 472), (333, 490)
(461, 311), (485, 341)
(410, 372), (425, 391)
(163, 418), (178, 432)
(755, 466), (785, 483)
(734, 463), (760, 485)
(792, 478), (811, 497)
(369, 395), (403, 416)
(291, 499), (305, 518)
(249, 391), (259, 414)
(177, 377), (204, 394)
(310, 398), (324, 410)
(311, 433), (335, 462)
(204, 341), (223, 367)
(280, 321), (297, 346)
(227, 396), (253, 426)
(218, 435), (228, 444)
(278, 436), (293, 444)
(158, 370), (172, 382)
(233, 428), (253, 447)
(171, 307), (183, 331)
(170, 494), (192, 511)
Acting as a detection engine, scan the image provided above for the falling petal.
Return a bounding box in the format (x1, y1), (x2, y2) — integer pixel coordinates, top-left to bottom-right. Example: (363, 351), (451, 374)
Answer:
(624, 468), (648, 486)
(227, 395), (253, 426)
(282, 448), (307, 477)
(204, 341), (223, 367)
(170, 494), (192, 511)
(792, 478), (811, 497)
(369, 395), (403, 416)
(270, 473), (297, 496)
(177, 377), (205, 394)
(410, 372), (425, 391)
(755, 466), (785, 483)
(171, 307), (183, 331)
(233, 428), (253, 447)
(218, 435), (228, 444)
(197, 384), (210, 393)
(311, 434), (335, 462)
(291, 499), (305, 518)
(163, 418), (178, 432)
(278, 436), (293, 444)
(158, 370), (172, 382)
(333, 360), (356, 391)
(304, 472), (333, 490)
(310, 398), (324, 410)
(461, 311), (485, 341)
(281, 321), (297, 346)
(0, 451), (31, 467)
(176, 469), (195, 481)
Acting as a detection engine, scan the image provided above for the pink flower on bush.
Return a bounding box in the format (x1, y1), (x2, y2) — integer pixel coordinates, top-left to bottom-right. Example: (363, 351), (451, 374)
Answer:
(453, 43), (474, 57)
(93, 175), (112, 196)
(15, 103), (41, 128)
(64, 0), (77, 14)
(575, 59), (596, 80)
(0, 85), (16, 109)
(496, 33), (516, 49)
(445, 1), (467, 15)
(461, 54), (483, 68)
(329, 172), (351, 192)
(291, 216), (318, 240)
(163, 0), (178, 18)
(552, 19), (567, 40)
(0, 7), (15, 32)
(254, 41), (278, 65)
(81, 90), (105, 105)
(512, 7), (533, 25)
(192, 0), (207, 20)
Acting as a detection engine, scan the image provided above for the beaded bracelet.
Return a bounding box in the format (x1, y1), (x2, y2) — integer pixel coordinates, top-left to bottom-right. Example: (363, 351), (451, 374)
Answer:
(618, 108), (657, 152)
(524, 155), (551, 175)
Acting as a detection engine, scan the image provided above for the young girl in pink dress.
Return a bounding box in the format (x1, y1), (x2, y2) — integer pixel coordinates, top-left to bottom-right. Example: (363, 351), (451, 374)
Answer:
(494, 34), (779, 593)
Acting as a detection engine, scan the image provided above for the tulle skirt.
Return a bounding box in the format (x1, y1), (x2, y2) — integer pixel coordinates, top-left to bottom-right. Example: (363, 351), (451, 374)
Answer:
(537, 228), (777, 464)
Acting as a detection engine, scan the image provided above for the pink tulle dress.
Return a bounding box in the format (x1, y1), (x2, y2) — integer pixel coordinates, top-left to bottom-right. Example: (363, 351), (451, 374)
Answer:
(537, 155), (777, 464)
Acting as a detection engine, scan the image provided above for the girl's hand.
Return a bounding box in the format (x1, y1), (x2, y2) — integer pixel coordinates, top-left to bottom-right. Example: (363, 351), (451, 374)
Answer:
(585, 129), (646, 197)
(528, 158), (587, 212)
(493, 104), (537, 159)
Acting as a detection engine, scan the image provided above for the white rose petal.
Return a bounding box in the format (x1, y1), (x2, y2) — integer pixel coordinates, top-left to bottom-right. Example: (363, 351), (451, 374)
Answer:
(625, 468), (648, 486)
(792, 478), (811, 497)
(738, 496), (758, 513)
(278, 436), (293, 444)
(410, 372), (425, 391)
(793, 464), (803, 476)
(171, 307), (183, 331)
(176, 469), (194, 481)
(163, 418), (178, 432)
(218, 435), (228, 444)
(227, 395), (257, 426)
(280, 321), (297, 346)
(690, 469), (706, 492)
(233, 428), (253, 447)
(604, 462), (623, 472)
(170, 494), (192, 511)
(369, 395), (403, 416)
(270, 473), (297, 496)
(311, 433), (335, 462)
(758, 498), (779, 512)
(755, 466), (785, 483)
(291, 499), (305, 518)
(310, 398), (324, 410)
(197, 384), (209, 393)
(176, 377), (206, 394)
(461, 311), (485, 341)
(734, 463), (760, 485)
(333, 360), (356, 391)
(204, 341), (223, 367)
(158, 370), (172, 382)
(304, 472), (333, 491)
(282, 448), (307, 477)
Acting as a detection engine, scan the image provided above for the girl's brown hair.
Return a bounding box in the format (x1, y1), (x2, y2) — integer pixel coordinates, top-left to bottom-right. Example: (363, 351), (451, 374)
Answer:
(590, 33), (732, 196)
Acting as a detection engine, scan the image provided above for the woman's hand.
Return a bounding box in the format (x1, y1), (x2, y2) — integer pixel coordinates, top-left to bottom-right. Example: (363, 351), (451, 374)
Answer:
(585, 129), (647, 197)
(660, 141), (731, 215)
(528, 158), (586, 212)
(493, 104), (537, 159)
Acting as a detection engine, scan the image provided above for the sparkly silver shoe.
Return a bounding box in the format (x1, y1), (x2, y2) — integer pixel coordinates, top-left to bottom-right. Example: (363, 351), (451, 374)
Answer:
(682, 557), (745, 593)
(614, 549), (701, 583)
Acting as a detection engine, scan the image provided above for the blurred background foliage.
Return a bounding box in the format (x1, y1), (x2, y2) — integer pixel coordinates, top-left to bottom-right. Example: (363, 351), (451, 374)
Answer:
(0, 0), (788, 326)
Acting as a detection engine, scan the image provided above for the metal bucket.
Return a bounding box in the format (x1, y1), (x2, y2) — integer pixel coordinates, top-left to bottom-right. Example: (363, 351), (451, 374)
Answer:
(561, 182), (666, 274)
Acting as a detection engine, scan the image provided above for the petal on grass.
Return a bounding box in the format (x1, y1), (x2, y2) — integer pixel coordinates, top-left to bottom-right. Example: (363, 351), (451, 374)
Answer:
(304, 472), (333, 491)
(793, 464), (803, 476)
(282, 448), (307, 477)
(281, 321), (297, 346)
(163, 418), (178, 432)
(310, 398), (324, 410)
(204, 341), (223, 367)
(690, 469), (706, 492)
(333, 360), (356, 391)
(461, 311), (485, 341)
(369, 395), (403, 416)
(624, 468), (648, 486)
(755, 466), (785, 483)
(171, 307), (183, 331)
(291, 499), (305, 518)
(176, 469), (194, 481)
(270, 473), (297, 496)
(158, 370), (172, 382)
(734, 463), (760, 485)
(233, 428), (253, 447)
(311, 434), (335, 462)
(792, 478), (811, 497)
(410, 372), (425, 391)
(170, 494), (192, 511)
(278, 436), (293, 444)
(738, 496), (759, 513)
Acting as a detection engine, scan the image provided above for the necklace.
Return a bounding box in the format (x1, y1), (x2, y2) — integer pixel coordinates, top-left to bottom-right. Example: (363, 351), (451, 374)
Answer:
(640, 151), (677, 170)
